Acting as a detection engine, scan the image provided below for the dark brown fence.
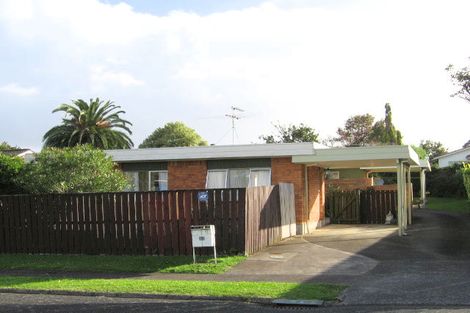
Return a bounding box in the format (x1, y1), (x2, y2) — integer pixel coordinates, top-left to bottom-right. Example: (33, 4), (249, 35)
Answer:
(326, 189), (397, 224)
(0, 184), (294, 256)
(359, 190), (397, 224)
(0, 189), (246, 256)
(325, 190), (361, 224)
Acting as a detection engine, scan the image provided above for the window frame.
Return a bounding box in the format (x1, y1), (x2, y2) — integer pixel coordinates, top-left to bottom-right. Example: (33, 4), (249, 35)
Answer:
(148, 170), (169, 191)
(206, 169), (229, 189)
(248, 167), (272, 187)
(205, 167), (271, 189)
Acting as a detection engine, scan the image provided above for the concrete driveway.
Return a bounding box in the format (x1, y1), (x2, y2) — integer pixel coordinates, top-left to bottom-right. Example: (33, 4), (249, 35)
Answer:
(225, 208), (470, 305)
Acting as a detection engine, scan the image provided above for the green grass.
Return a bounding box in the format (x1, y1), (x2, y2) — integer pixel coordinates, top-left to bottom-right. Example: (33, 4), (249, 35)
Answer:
(427, 197), (470, 214)
(0, 254), (246, 274)
(0, 276), (345, 300)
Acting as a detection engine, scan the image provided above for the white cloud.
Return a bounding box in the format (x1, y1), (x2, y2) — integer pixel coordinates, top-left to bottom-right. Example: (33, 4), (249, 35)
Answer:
(90, 66), (145, 87)
(0, 83), (39, 96)
(1, 0), (470, 149)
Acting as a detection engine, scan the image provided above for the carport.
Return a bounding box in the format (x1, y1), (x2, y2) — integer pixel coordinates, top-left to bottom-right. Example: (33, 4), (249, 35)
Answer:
(360, 158), (432, 207)
(293, 146), (422, 236)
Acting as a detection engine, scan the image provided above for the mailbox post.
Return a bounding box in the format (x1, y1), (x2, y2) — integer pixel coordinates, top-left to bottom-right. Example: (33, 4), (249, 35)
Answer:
(190, 225), (217, 264)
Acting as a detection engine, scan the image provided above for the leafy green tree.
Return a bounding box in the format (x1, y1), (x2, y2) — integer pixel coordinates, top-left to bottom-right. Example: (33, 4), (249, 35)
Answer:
(43, 98), (133, 149)
(18, 145), (128, 193)
(0, 154), (25, 194)
(411, 145), (427, 159)
(446, 62), (470, 102)
(336, 114), (375, 146)
(419, 140), (448, 160)
(370, 103), (403, 145)
(260, 123), (319, 143)
(139, 121), (208, 148)
(0, 142), (19, 150)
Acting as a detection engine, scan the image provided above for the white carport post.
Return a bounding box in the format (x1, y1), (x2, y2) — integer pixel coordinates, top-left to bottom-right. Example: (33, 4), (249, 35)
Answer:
(407, 165), (412, 225)
(396, 160), (408, 236)
(420, 169), (427, 207)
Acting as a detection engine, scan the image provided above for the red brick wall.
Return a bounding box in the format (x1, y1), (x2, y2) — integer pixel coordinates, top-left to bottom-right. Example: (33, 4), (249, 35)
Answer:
(271, 158), (325, 225)
(308, 167), (325, 222)
(271, 157), (305, 224)
(326, 178), (373, 191)
(168, 161), (207, 190)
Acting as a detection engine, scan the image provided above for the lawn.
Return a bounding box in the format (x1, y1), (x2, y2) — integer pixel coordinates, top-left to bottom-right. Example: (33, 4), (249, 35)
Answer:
(0, 254), (245, 274)
(0, 276), (346, 300)
(426, 197), (470, 214)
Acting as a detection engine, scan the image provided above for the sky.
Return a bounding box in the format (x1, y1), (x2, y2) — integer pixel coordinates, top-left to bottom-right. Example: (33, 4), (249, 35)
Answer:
(0, 0), (469, 151)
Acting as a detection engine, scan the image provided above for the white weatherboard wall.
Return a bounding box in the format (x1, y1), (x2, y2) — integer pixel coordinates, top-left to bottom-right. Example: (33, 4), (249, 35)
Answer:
(437, 147), (470, 168)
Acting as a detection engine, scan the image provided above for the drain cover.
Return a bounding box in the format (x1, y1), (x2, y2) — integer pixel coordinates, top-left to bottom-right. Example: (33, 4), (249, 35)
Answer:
(272, 299), (324, 306)
(269, 253), (284, 259)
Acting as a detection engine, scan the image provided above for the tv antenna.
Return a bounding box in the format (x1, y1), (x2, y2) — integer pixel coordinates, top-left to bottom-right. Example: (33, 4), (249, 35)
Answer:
(225, 106), (244, 144)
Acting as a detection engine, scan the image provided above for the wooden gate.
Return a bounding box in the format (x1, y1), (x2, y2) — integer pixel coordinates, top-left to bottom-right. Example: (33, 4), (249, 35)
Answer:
(326, 190), (361, 223)
(326, 190), (397, 224)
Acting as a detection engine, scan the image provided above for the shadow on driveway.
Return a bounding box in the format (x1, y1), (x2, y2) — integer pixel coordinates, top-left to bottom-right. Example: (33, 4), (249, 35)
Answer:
(226, 208), (470, 305)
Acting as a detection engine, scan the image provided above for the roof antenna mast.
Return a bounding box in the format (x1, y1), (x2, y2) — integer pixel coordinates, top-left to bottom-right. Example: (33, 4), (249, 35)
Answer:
(225, 106), (244, 145)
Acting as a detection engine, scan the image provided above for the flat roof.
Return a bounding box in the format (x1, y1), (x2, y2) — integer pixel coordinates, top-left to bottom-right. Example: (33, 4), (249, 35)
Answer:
(359, 159), (431, 172)
(106, 142), (316, 162)
(107, 143), (423, 170)
(292, 145), (420, 169)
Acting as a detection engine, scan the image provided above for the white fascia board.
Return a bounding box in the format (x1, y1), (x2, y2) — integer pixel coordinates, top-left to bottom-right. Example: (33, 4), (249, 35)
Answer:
(293, 145), (420, 166)
(106, 142), (316, 162)
(433, 147), (470, 160)
(418, 159), (431, 171)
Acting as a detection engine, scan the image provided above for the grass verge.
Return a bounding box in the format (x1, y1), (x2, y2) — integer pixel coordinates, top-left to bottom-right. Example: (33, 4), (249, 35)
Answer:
(0, 276), (345, 300)
(427, 197), (470, 214)
(0, 255), (246, 274)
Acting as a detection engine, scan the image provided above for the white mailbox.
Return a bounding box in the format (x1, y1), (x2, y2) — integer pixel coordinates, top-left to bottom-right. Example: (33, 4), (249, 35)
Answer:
(190, 225), (217, 264)
(191, 225), (215, 247)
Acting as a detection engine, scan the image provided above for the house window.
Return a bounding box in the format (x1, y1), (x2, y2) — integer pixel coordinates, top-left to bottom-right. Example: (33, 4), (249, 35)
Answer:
(149, 171), (168, 191)
(228, 169), (250, 188)
(325, 171), (340, 180)
(206, 168), (271, 188)
(249, 169), (271, 187)
(124, 172), (139, 191)
(206, 170), (228, 189)
(123, 170), (168, 191)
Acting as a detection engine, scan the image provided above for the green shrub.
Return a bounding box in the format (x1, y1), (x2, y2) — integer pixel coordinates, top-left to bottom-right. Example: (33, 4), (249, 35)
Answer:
(0, 154), (25, 195)
(427, 164), (466, 198)
(18, 145), (128, 193)
(462, 163), (470, 200)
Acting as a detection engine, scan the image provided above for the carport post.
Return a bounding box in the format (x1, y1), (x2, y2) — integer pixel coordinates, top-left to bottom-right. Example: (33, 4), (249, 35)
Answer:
(420, 169), (427, 207)
(397, 160), (403, 236)
(402, 162), (408, 230)
(407, 164), (412, 225)
(396, 160), (408, 236)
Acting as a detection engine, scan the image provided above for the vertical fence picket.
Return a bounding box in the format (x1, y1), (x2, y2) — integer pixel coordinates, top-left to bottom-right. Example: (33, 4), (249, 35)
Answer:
(155, 192), (164, 255)
(121, 193), (130, 255)
(135, 193), (145, 255)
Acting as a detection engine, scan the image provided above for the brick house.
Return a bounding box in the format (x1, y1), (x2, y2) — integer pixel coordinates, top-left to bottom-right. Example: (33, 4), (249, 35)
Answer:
(106, 143), (422, 236)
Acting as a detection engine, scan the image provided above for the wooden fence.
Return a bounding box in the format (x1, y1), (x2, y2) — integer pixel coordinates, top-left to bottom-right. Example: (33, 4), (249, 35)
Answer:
(244, 184), (295, 255)
(326, 189), (397, 224)
(0, 184), (295, 256)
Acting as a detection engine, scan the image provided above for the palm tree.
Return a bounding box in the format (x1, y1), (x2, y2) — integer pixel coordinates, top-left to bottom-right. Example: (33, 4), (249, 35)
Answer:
(43, 98), (133, 149)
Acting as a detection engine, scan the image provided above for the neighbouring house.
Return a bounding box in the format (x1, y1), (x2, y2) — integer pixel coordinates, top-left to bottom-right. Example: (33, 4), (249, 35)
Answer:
(434, 146), (470, 168)
(0, 148), (35, 162)
(106, 143), (421, 236)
